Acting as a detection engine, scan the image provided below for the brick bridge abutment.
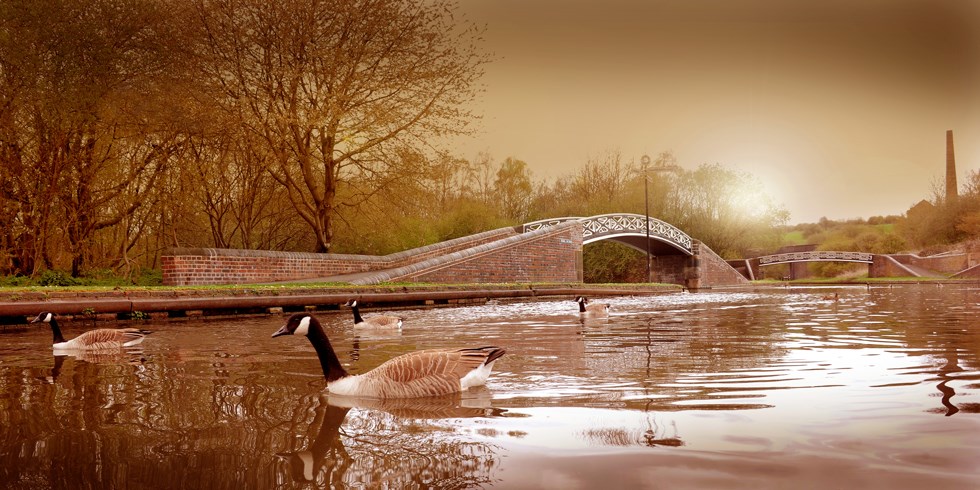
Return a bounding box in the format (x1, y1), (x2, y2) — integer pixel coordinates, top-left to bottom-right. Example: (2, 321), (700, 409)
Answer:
(162, 219), (749, 289)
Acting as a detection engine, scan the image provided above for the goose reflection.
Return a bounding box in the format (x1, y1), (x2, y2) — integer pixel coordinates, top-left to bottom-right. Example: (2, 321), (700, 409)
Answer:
(580, 411), (684, 449)
(276, 389), (506, 487)
(931, 345), (980, 416)
(348, 326), (403, 364)
(277, 400), (353, 485)
(43, 348), (146, 383)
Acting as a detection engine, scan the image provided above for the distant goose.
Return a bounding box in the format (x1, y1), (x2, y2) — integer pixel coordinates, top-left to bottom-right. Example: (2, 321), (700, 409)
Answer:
(31, 312), (151, 350)
(272, 313), (505, 399)
(344, 299), (403, 329)
(821, 292), (840, 302)
(575, 296), (610, 317)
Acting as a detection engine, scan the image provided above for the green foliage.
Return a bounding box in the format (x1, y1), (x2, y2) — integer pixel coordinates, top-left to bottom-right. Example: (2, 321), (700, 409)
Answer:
(37, 270), (80, 287)
(0, 268), (163, 288)
(583, 242), (646, 283)
(809, 262), (866, 279)
(781, 231), (806, 245)
(494, 158), (534, 222)
(434, 200), (511, 241)
(0, 275), (31, 287)
(134, 269), (163, 286)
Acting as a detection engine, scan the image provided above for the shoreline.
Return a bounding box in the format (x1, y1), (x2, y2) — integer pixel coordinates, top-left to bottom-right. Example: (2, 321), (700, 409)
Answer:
(0, 283), (681, 325)
(1, 278), (974, 325)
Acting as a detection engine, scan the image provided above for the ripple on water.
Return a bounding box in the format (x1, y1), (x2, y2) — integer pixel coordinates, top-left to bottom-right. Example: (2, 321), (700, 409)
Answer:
(2, 285), (980, 488)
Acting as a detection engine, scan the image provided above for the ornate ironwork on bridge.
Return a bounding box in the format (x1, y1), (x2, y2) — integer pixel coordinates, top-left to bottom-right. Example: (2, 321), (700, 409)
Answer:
(522, 213), (694, 255)
(757, 251), (874, 266)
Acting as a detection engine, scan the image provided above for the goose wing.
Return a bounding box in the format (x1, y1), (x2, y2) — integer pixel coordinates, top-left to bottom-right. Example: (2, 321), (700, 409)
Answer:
(359, 315), (402, 329)
(585, 303), (609, 315)
(66, 328), (149, 349)
(360, 347), (504, 398)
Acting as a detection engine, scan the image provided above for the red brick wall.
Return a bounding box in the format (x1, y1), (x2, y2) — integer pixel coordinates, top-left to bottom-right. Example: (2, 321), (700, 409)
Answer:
(399, 223), (583, 284)
(870, 255), (915, 277)
(634, 241), (748, 288)
(161, 252), (376, 285)
(680, 241), (749, 289)
(162, 228), (517, 286)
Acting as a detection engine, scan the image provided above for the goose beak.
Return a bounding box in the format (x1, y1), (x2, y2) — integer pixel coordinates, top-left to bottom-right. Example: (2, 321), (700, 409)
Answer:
(271, 325), (291, 338)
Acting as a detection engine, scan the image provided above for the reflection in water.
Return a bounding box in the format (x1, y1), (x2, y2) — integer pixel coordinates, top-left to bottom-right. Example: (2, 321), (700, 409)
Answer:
(580, 411), (683, 448)
(277, 400), (352, 486)
(43, 348), (146, 384)
(1, 285), (980, 488)
(275, 392), (505, 488)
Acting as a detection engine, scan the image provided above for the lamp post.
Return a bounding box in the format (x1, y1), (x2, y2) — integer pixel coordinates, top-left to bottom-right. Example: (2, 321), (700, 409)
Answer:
(640, 154), (652, 283)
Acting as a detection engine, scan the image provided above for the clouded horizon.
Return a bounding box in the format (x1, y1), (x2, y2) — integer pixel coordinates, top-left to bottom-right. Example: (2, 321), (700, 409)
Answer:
(453, 0), (980, 224)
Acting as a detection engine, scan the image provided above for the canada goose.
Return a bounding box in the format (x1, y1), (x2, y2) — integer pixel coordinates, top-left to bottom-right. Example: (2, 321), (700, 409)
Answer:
(344, 299), (403, 329)
(820, 292), (840, 302)
(272, 312), (505, 398)
(575, 296), (609, 317)
(31, 312), (151, 350)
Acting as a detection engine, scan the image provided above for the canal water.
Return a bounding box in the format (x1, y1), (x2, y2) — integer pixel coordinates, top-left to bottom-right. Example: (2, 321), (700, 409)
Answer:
(1, 284), (979, 489)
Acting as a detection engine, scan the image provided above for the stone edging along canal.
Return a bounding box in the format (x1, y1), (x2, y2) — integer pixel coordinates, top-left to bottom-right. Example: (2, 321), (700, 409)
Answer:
(0, 283), (681, 325)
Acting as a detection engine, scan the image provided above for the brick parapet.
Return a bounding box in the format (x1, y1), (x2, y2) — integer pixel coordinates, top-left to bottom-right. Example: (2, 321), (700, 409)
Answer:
(888, 253), (971, 275)
(162, 228), (516, 286)
(354, 221), (583, 284)
(687, 241), (750, 289)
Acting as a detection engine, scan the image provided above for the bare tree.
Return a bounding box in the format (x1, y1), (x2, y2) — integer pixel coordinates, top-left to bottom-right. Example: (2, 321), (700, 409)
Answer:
(0, 0), (192, 276)
(493, 157), (533, 222)
(195, 0), (489, 252)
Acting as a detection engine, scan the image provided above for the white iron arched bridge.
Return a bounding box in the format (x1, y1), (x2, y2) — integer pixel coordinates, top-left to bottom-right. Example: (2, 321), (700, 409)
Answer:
(522, 213), (694, 255)
(757, 251), (874, 266)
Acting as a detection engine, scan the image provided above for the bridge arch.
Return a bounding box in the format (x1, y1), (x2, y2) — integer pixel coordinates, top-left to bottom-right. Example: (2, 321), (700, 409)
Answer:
(522, 213), (694, 256)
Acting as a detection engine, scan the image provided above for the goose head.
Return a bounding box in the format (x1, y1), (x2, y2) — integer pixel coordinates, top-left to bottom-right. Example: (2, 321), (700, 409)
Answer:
(575, 296), (587, 304)
(272, 313), (316, 338)
(31, 312), (55, 324)
(344, 299), (358, 308)
(271, 312), (349, 383)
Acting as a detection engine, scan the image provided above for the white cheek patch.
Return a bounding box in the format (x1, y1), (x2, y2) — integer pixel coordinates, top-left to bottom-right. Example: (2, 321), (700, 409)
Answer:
(45, 312), (53, 322)
(294, 316), (311, 336)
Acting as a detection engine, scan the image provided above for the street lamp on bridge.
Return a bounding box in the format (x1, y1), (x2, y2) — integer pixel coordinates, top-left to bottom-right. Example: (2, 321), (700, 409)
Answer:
(640, 152), (681, 283)
(641, 154), (652, 283)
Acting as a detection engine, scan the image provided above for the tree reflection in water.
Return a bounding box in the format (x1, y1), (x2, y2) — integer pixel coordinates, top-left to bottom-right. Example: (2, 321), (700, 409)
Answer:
(275, 390), (506, 488)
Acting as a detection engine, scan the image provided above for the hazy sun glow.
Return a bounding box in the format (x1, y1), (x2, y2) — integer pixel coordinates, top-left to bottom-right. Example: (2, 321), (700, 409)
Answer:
(454, 0), (980, 223)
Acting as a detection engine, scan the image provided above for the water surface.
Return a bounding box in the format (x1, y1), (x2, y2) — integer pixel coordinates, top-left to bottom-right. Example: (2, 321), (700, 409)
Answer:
(1, 284), (979, 488)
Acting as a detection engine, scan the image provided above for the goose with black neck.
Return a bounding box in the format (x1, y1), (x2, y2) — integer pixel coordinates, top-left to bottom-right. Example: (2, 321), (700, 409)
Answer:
(272, 312), (505, 399)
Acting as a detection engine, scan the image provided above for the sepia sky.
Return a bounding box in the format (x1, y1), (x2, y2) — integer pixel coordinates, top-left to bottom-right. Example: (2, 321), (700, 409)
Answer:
(453, 0), (980, 223)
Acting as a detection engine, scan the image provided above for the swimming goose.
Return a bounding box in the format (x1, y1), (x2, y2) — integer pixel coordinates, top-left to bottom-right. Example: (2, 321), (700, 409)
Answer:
(575, 296), (610, 317)
(31, 312), (151, 350)
(344, 299), (403, 329)
(272, 312), (505, 399)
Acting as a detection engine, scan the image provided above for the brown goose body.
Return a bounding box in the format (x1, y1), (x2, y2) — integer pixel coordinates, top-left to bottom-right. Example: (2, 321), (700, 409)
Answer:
(272, 313), (504, 399)
(344, 299), (403, 329)
(575, 296), (610, 318)
(32, 312), (151, 350)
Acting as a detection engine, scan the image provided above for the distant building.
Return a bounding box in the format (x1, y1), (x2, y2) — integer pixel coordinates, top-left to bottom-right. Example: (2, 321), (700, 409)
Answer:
(907, 199), (934, 221)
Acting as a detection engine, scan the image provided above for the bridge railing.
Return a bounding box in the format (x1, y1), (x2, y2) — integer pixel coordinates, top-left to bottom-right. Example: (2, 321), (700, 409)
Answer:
(522, 213), (693, 255)
(757, 251), (874, 266)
